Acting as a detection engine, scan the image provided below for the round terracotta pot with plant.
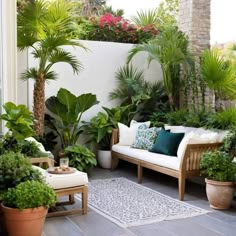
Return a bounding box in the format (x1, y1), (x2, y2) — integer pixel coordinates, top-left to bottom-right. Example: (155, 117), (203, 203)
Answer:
(1, 180), (57, 236)
(200, 150), (236, 209)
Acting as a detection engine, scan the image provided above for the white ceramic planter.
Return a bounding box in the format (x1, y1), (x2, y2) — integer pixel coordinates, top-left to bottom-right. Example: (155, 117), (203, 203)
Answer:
(97, 150), (118, 169)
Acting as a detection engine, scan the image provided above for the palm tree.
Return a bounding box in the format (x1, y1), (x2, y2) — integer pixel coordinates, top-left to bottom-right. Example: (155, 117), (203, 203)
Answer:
(127, 27), (192, 110)
(18, 0), (86, 136)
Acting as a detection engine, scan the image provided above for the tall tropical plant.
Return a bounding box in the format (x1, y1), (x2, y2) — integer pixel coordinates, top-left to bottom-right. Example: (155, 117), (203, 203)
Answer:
(17, 0), (86, 136)
(200, 49), (236, 100)
(127, 27), (192, 110)
(45, 88), (99, 148)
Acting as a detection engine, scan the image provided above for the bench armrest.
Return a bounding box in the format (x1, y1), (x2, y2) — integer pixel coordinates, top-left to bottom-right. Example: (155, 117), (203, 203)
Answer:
(30, 157), (55, 168)
(180, 142), (222, 172)
(111, 129), (119, 148)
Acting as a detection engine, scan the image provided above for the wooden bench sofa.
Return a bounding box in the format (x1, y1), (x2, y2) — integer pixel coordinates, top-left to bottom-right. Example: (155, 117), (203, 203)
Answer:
(111, 129), (222, 201)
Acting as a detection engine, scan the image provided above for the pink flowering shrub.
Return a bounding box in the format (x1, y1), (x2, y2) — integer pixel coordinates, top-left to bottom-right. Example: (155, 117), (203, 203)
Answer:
(80, 13), (159, 44)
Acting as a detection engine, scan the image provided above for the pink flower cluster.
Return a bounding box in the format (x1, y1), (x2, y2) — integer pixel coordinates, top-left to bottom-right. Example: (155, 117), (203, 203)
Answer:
(99, 13), (122, 27)
(86, 13), (159, 44)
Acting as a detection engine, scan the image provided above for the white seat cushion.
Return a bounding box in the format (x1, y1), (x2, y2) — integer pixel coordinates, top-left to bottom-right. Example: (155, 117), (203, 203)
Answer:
(112, 144), (180, 170)
(32, 166), (88, 189)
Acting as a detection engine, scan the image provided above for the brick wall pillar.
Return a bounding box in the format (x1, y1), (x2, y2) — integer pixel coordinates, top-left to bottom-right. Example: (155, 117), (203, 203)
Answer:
(178, 0), (214, 109)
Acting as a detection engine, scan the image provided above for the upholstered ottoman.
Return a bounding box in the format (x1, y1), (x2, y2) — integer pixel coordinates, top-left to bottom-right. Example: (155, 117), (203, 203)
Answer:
(32, 163), (88, 217)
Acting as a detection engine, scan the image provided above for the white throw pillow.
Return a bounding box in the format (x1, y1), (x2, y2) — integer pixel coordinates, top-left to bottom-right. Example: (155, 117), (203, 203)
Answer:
(177, 132), (219, 159)
(118, 123), (148, 146)
(130, 120), (151, 128)
(177, 132), (195, 159)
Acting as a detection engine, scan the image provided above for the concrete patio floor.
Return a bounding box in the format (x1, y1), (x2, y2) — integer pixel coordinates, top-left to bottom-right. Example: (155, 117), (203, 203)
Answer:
(43, 162), (236, 236)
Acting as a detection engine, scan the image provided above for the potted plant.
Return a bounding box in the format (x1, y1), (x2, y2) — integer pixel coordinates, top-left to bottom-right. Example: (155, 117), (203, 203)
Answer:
(64, 145), (97, 173)
(1, 180), (56, 236)
(82, 107), (123, 168)
(200, 150), (236, 209)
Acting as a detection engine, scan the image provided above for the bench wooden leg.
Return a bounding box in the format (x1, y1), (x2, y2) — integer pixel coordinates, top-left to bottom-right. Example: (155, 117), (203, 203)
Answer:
(178, 176), (185, 201)
(138, 164), (143, 183)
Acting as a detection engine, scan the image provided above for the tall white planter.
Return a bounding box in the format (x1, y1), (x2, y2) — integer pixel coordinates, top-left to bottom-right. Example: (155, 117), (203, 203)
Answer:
(97, 150), (118, 169)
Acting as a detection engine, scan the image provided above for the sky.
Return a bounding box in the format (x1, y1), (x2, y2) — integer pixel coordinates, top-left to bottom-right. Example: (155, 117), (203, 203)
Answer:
(107, 0), (236, 45)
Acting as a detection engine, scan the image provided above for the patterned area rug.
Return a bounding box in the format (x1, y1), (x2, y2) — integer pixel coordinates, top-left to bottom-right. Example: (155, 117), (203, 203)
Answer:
(75, 177), (209, 227)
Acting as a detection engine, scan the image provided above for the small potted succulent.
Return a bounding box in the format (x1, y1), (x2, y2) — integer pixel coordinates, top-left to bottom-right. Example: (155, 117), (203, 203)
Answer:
(200, 150), (236, 209)
(1, 180), (56, 236)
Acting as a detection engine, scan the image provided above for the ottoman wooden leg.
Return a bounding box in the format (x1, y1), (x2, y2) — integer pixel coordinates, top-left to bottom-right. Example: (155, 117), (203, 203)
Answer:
(82, 185), (88, 214)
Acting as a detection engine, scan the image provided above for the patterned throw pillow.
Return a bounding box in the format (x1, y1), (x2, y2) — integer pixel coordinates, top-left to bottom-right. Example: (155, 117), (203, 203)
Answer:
(132, 125), (161, 150)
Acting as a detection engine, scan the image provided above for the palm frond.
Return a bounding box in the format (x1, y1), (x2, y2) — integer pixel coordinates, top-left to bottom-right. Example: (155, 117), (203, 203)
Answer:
(42, 0), (76, 35)
(46, 49), (82, 74)
(45, 71), (58, 81)
(17, 0), (48, 47)
(21, 68), (38, 81)
(130, 9), (160, 27)
(109, 64), (147, 105)
(40, 35), (87, 51)
(201, 49), (236, 99)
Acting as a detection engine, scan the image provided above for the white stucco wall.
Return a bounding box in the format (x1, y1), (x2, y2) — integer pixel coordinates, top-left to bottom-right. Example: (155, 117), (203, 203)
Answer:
(23, 40), (162, 121)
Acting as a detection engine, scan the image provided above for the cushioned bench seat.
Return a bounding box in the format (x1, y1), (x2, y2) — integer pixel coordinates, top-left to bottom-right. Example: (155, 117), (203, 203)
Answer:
(112, 144), (180, 170)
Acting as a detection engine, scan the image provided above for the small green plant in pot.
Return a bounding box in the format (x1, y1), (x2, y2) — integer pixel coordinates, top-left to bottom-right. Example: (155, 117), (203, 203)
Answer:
(200, 150), (236, 209)
(1, 180), (56, 236)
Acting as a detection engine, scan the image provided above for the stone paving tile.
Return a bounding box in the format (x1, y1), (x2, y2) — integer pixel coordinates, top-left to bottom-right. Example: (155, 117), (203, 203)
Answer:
(153, 218), (224, 236)
(44, 217), (84, 236)
(129, 223), (177, 236)
(188, 214), (236, 236)
(68, 211), (130, 236)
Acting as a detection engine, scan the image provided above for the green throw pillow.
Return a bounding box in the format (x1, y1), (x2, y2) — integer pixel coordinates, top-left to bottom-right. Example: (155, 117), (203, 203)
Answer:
(150, 129), (185, 156)
(132, 125), (161, 150)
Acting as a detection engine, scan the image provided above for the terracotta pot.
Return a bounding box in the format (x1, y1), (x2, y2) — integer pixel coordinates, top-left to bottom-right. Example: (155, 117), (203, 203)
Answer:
(205, 178), (235, 210)
(0, 204), (7, 235)
(1, 203), (48, 236)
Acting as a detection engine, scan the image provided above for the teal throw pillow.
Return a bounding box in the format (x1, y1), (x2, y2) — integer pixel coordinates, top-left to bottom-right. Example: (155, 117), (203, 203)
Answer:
(150, 129), (185, 156)
(132, 126), (161, 150)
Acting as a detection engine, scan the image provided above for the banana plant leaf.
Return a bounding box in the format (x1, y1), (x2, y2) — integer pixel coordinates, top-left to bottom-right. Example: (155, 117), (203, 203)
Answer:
(45, 88), (99, 147)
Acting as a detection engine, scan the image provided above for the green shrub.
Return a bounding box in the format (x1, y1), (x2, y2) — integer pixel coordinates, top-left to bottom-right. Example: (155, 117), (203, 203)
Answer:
(2, 180), (56, 210)
(205, 108), (236, 130)
(222, 125), (236, 153)
(200, 150), (236, 182)
(166, 109), (188, 125)
(65, 145), (97, 172)
(0, 152), (43, 192)
(21, 140), (40, 157)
